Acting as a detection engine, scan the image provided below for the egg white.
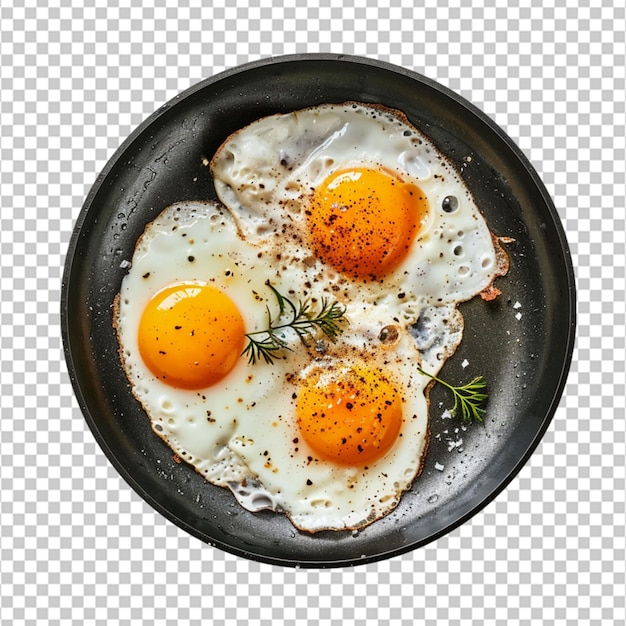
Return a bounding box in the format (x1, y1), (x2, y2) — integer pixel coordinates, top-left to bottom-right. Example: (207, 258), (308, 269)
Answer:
(115, 102), (507, 533)
(116, 201), (432, 531)
(211, 102), (500, 308)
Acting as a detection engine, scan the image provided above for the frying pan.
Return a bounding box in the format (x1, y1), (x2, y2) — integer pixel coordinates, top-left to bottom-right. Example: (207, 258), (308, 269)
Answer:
(61, 54), (576, 567)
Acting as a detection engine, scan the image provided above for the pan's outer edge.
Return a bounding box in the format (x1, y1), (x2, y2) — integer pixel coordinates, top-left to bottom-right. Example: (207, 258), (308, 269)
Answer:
(61, 53), (577, 568)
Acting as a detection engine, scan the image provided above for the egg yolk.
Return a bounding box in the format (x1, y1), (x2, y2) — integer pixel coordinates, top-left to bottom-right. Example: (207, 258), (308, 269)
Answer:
(306, 166), (429, 280)
(138, 283), (245, 389)
(296, 362), (403, 466)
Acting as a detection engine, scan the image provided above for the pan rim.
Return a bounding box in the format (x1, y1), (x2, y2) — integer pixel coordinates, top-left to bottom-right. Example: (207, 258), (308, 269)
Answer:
(61, 53), (576, 568)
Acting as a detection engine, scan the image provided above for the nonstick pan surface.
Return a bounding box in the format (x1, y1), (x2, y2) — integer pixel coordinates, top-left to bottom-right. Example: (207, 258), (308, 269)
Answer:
(61, 54), (576, 568)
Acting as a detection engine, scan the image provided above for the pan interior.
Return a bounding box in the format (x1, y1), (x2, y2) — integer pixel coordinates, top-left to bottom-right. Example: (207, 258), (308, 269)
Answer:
(62, 55), (575, 567)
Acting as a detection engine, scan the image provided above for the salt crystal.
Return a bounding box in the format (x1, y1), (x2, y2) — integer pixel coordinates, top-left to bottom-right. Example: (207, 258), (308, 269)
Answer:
(434, 462), (445, 471)
(461, 359), (469, 368)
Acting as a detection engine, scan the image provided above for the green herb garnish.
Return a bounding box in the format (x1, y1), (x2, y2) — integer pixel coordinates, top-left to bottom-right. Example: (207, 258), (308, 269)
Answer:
(242, 283), (348, 365)
(417, 365), (487, 423)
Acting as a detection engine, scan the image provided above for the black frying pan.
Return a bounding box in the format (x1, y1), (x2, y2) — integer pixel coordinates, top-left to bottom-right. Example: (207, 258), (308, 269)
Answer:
(61, 54), (576, 567)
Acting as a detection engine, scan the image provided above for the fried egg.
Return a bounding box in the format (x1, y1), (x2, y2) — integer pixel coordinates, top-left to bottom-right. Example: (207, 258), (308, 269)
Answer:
(211, 102), (507, 369)
(115, 102), (507, 533)
(115, 201), (432, 531)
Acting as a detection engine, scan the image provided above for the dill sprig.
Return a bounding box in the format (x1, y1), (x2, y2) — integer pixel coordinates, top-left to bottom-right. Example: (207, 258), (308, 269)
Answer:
(242, 283), (348, 365)
(417, 365), (488, 424)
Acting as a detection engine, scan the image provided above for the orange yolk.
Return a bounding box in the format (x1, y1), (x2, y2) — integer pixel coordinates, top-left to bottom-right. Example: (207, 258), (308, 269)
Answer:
(296, 362), (403, 466)
(306, 166), (429, 281)
(138, 283), (245, 389)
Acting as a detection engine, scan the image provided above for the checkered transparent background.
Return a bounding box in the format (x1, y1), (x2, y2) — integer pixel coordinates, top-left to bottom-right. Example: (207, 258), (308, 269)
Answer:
(2, 0), (625, 624)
